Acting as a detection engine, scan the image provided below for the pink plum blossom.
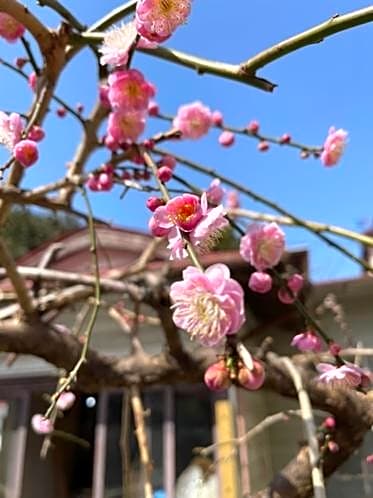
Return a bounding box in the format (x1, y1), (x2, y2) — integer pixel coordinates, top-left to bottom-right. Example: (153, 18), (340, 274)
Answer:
(107, 110), (146, 143)
(13, 139), (38, 167)
(316, 363), (362, 388)
(291, 331), (322, 352)
(0, 13), (25, 42)
(56, 392), (76, 411)
(0, 111), (23, 151)
(248, 272), (272, 294)
(206, 178), (225, 205)
(108, 69), (155, 112)
(204, 360), (231, 391)
(149, 193), (228, 258)
(240, 222), (285, 271)
(170, 264), (245, 346)
(99, 21), (137, 67)
(31, 414), (54, 435)
(151, 193), (202, 233)
(135, 0), (191, 43)
(189, 193), (229, 249)
(173, 101), (213, 140)
(320, 127), (348, 167)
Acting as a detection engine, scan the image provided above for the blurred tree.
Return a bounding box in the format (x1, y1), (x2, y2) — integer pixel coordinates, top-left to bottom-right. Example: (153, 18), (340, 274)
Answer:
(2, 207), (81, 258)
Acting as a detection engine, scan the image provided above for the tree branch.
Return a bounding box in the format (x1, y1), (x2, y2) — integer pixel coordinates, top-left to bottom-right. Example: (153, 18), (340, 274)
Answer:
(240, 6), (373, 75)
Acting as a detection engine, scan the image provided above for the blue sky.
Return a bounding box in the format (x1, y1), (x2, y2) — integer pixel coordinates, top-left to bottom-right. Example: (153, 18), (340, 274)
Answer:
(1, 1), (373, 281)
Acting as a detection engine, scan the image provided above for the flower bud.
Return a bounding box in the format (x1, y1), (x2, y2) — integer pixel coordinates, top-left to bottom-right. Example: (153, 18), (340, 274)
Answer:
(31, 414), (54, 435)
(218, 130), (235, 147)
(237, 360), (265, 391)
(323, 416), (336, 430)
(13, 139), (39, 167)
(204, 360), (231, 391)
(157, 166), (173, 182)
(146, 196), (164, 212)
(247, 120), (259, 134)
(248, 272), (272, 293)
(56, 392), (76, 411)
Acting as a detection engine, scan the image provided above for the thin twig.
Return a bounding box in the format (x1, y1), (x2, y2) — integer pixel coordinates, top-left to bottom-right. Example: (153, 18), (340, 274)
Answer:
(229, 208), (373, 248)
(44, 187), (101, 418)
(130, 385), (153, 498)
(154, 148), (373, 272)
(282, 357), (326, 498)
(198, 409), (301, 457)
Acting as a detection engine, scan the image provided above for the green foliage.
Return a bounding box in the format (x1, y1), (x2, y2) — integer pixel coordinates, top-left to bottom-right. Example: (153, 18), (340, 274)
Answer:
(215, 226), (240, 250)
(2, 207), (81, 258)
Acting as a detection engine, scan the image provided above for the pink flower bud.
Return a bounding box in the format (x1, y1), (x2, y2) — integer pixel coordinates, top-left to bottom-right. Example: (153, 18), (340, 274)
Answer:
(76, 103), (84, 114)
(28, 125), (45, 142)
(287, 274), (304, 293)
(98, 172), (113, 191)
(102, 163), (114, 174)
(300, 150), (310, 159)
(160, 155), (177, 170)
(218, 130), (235, 147)
(148, 100), (159, 116)
(86, 175), (99, 191)
(143, 139), (155, 150)
(248, 272), (272, 293)
(56, 392), (76, 411)
(291, 331), (322, 352)
(15, 57), (27, 69)
(31, 414), (54, 435)
(28, 72), (37, 92)
(104, 134), (119, 151)
(277, 287), (295, 304)
(13, 139), (39, 167)
(257, 140), (270, 152)
(366, 454), (373, 465)
(323, 416), (336, 429)
(99, 84), (111, 109)
(157, 166), (173, 182)
(211, 110), (223, 126)
(146, 196), (164, 212)
(122, 170), (132, 180)
(329, 342), (342, 356)
(279, 133), (291, 144)
(247, 120), (260, 134)
(56, 107), (67, 118)
(204, 360), (231, 391)
(149, 216), (170, 237)
(327, 441), (339, 453)
(237, 360), (265, 390)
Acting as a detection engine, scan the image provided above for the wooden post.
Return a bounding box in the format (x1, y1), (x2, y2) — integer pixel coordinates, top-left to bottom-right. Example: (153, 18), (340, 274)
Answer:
(214, 399), (239, 498)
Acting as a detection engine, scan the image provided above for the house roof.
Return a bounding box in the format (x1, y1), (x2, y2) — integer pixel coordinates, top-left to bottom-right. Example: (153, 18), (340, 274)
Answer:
(0, 225), (313, 381)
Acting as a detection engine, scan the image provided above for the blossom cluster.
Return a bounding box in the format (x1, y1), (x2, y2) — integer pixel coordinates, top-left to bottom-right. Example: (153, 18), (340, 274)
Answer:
(149, 192), (228, 259)
(0, 111), (41, 167)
